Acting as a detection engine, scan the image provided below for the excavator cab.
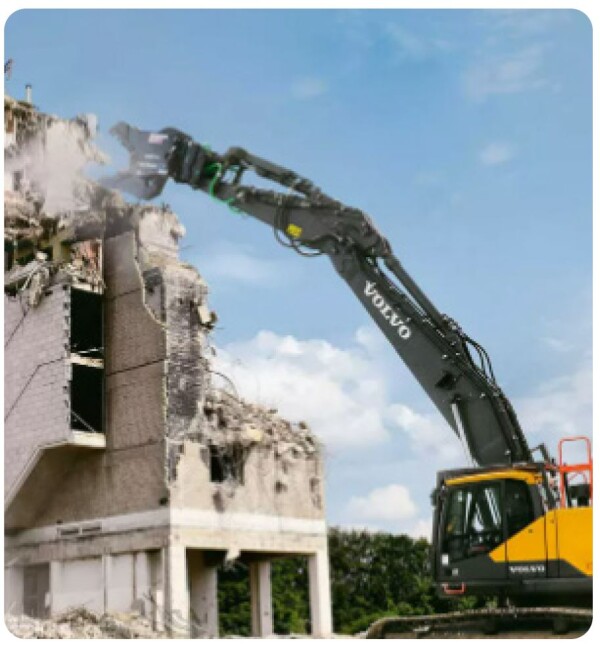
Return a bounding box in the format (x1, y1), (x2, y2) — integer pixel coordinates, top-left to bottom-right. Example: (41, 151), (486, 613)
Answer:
(432, 440), (593, 604)
(432, 467), (545, 598)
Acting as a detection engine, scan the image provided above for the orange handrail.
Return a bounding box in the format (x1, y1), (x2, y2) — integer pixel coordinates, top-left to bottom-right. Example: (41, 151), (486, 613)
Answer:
(557, 436), (593, 507)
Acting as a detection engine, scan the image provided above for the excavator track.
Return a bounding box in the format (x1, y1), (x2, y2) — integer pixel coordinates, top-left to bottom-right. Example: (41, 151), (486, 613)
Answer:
(366, 606), (592, 638)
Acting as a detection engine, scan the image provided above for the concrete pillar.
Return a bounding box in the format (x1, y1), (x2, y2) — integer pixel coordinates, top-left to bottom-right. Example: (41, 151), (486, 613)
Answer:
(250, 560), (273, 637)
(165, 543), (189, 636)
(150, 550), (165, 633)
(188, 551), (219, 637)
(134, 551), (152, 617)
(102, 554), (112, 613)
(49, 561), (61, 616)
(308, 550), (332, 637)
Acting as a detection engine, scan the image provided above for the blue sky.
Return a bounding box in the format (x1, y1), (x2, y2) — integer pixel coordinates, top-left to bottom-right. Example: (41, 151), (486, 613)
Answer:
(5, 9), (592, 536)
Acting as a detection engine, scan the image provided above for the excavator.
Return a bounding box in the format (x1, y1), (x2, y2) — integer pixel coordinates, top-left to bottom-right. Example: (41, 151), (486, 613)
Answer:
(103, 123), (592, 636)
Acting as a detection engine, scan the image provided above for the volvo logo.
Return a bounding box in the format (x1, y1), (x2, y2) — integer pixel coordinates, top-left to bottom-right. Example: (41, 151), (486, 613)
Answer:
(509, 564), (545, 575)
(364, 281), (411, 340)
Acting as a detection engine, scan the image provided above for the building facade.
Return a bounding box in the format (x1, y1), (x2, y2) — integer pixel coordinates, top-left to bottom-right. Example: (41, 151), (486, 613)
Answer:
(4, 92), (332, 637)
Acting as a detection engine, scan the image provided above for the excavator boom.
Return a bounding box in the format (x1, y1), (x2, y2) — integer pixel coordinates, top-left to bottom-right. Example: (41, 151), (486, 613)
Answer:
(102, 122), (531, 467)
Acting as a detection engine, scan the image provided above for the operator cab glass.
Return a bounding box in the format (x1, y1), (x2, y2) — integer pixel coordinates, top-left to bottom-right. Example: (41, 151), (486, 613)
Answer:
(441, 478), (535, 566)
(443, 482), (503, 563)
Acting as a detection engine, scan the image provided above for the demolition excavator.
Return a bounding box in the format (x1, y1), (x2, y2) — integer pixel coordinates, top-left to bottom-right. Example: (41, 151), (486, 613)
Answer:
(103, 123), (592, 635)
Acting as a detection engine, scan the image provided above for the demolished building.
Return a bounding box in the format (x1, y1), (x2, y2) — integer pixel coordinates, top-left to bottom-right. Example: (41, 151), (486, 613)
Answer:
(3, 91), (332, 637)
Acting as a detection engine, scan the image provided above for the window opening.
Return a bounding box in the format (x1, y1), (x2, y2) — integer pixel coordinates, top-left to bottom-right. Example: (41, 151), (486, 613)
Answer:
(504, 479), (534, 538)
(70, 288), (103, 359)
(209, 444), (246, 484)
(71, 364), (103, 433)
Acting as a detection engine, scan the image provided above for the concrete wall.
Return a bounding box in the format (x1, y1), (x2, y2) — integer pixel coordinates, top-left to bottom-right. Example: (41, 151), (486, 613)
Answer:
(171, 441), (325, 520)
(4, 551), (160, 617)
(4, 287), (70, 498)
(51, 557), (104, 613)
(162, 262), (209, 472)
(25, 232), (169, 528)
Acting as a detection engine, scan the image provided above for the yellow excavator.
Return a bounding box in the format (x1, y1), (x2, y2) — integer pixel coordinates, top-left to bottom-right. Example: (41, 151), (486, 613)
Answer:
(103, 122), (592, 635)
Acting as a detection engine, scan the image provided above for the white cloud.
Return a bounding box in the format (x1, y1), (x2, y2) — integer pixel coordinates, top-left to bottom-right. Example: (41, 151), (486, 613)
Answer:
(385, 23), (430, 60)
(386, 403), (463, 462)
(514, 360), (592, 452)
(385, 23), (454, 62)
(491, 10), (572, 38)
(213, 324), (591, 534)
(214, 327), (469, 458)
(408, 518), (433, 540)
(347, 484), (417, 522)
(213, 328), (393, 448)
(290, 77), (329, 100)
(194, 242), (292, 288)
(463, 46), (547, 101)
(541, 336), (573, 353)
(480, 141), (516, 166)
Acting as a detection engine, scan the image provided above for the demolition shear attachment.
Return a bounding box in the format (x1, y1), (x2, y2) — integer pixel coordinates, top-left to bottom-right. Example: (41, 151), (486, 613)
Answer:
(100, 122), (184, 200)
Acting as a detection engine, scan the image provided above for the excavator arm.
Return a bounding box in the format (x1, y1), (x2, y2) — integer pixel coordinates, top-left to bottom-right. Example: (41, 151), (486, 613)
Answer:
(103, 122), (531, 467)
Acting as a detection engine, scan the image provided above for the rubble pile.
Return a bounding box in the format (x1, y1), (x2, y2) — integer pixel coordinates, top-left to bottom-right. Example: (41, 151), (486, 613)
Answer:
(203, 389), (318, 457)
(5, 607), (164, 639)
(5, 240), (105, 307)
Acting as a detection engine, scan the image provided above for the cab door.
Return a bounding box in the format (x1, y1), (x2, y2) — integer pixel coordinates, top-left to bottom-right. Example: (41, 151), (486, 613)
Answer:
(437, 481), (507, 586)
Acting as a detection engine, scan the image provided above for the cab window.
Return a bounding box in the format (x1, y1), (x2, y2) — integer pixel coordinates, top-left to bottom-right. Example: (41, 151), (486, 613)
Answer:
(443, 482), (503, 562)
(504, 479), (534, 538)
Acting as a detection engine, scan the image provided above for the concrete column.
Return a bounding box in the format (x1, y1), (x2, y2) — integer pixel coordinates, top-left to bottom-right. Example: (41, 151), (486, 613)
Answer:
(165, 543), (189, 636)
(188, 551), (219, 637)
(49, 561), (61, 616)
(150, 550), (165, 633)
(250, 560), (273, 637)
(308, 550), (333, 637)
(102, 554), (112, 613)
(134, 551), (152, 617)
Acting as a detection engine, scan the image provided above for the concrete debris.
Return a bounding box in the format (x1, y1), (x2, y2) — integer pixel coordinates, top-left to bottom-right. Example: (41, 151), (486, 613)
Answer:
(197, 302), (218, 329)
(4, 96), (176, 248)
(5, 607), (164, 639)
(5, 96), (107, 219)
(5, 251), (104, 308)
(203, 389), (318, 459)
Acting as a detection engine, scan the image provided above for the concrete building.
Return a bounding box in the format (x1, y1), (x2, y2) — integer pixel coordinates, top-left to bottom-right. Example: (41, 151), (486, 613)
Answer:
(4, 92), (332, 637)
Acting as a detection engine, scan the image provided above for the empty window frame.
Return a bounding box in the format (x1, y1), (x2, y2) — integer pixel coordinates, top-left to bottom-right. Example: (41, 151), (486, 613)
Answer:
(70, 288), (103, 359)
(209, 445), (246, 484)
(70, 364), (104, 433)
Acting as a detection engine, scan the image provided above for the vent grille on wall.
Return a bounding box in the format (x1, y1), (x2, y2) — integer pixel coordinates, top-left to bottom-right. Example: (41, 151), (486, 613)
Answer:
(57, 522), (102, 539)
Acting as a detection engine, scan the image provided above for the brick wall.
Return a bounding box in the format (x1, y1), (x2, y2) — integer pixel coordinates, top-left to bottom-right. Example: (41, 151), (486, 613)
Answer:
(31, 232), (169, 526)
(4, 286), (70, 497)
